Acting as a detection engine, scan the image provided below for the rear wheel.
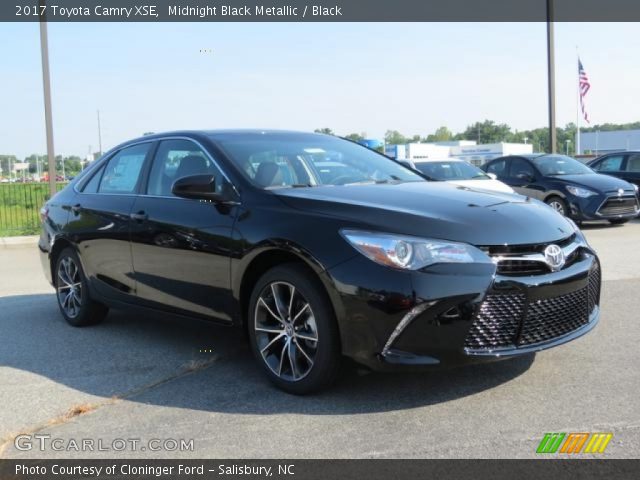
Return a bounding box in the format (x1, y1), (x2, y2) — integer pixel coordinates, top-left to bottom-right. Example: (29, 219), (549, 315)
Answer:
(248, 264), (340, 394)
(545, 196), (568, 217)
(609, 218), (630, 225)
(54, 248), (108, 327)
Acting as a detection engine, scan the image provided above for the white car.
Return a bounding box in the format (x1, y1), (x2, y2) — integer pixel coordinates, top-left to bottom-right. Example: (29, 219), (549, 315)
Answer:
(411, 158), (515, 194)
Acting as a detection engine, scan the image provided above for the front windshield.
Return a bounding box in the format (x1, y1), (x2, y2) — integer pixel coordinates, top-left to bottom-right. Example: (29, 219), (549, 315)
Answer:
(414, 161), (489, 181)
(533, 155), (593, 175)
(214, 133), (425, 188)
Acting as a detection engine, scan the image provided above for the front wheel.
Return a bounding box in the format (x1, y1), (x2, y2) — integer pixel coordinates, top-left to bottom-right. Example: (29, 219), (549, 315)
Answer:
(54, 248), (108, 327)
(248, 264), (340, 394)
(545, 196), (569, 217)
(609, 218), (630, 225)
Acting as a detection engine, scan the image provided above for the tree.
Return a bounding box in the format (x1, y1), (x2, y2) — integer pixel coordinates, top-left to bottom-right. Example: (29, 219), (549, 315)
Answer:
(458, 120), (512, 144)
(344, 132), (366, 142)
(425, 126), (453, 142)
(0, 155), (18, 176)
(314, 128), (335, 135)
(384, 130), (409, 145)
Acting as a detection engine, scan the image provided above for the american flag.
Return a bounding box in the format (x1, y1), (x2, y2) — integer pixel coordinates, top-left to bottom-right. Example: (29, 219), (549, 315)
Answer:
(578, 59), (591, 123)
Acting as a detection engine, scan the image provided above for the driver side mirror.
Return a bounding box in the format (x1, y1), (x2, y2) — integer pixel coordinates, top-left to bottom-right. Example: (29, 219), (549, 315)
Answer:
(172, 174), (226, 202)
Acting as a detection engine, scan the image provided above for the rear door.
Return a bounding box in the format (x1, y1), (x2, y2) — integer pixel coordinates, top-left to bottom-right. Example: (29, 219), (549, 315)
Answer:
(69, 142), (153, 298)
(129, 138), (239, 322)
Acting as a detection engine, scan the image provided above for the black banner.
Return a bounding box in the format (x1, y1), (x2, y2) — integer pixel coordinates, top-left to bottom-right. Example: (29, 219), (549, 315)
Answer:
(0, 459), (638, 480)
(3, 0), (640, 22)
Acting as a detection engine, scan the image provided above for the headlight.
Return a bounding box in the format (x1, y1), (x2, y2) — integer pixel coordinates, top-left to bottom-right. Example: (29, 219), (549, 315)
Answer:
(340, 229), (491, 270)
(566, 185), (597, 198)
(633, 184), (639, 194)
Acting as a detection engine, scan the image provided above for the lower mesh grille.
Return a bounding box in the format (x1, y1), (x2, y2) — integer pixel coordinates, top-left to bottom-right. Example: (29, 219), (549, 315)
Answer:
(519, 287), (589, 345)
(465, 293), (525, 349)
(588, 263), (601, 314)
(597, 197), (638, 216)
(464, 263), (600, 351)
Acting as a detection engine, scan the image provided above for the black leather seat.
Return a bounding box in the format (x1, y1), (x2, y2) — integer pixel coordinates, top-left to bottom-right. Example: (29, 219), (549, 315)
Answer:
(175, 155), (210, 179)
(255, 162), (284, 187)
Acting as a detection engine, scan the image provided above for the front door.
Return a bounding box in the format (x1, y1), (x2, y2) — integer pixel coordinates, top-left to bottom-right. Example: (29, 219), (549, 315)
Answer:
(129, 138), (239, 321)
(508, 157), (544, 200)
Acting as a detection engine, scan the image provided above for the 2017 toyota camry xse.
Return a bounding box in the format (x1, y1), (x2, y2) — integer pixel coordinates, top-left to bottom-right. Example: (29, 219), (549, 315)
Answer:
(39, 131), (601, 393)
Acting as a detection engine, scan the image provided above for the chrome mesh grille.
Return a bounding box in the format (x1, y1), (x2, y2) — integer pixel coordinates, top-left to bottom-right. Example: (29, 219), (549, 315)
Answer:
(597, 196), (638, 217)
(464, 293), (525, 349)
(519, 288), (589, 345)
(464, 263), (600, 351)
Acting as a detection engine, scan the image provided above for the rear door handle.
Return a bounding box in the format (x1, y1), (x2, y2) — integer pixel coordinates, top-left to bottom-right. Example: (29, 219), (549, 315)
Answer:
(130, 211), (148, 222)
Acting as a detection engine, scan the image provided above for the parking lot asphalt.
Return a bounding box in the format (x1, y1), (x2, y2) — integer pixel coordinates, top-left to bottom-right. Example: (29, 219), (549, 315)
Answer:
(1, 220), (639, 459)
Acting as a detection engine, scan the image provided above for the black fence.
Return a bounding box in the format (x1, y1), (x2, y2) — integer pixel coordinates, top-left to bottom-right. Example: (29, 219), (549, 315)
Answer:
(0, 182), (66, 236)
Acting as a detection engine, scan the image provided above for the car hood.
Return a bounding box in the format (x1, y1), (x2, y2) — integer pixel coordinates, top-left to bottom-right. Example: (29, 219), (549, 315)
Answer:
(274, 182), (575, 246)
(550, 173), (634, 192)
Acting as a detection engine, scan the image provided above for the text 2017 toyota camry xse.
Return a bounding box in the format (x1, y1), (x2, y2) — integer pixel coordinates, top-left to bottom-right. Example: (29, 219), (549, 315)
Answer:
(39, 131), (601, 393)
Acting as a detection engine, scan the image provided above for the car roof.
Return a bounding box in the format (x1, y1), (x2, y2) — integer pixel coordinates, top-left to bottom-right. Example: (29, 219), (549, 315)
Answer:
(491, 153), (555, 162)
(123, 129), (329, 144)
(413, 157), (464, 163)
(594, 150), (640, 156)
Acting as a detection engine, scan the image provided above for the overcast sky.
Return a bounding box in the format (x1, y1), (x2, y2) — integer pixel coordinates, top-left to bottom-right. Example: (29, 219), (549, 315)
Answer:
(2, 22), (639, 158)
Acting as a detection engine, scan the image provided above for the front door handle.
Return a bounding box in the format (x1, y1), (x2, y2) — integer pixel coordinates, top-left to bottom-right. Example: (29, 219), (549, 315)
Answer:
(71, 203), (81, 214)
(130, 211), (148, 222)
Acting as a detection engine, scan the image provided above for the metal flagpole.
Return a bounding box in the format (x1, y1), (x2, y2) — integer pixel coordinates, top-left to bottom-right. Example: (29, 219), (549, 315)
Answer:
(576, 49), (581, 156)
(39, 3), (56, 197)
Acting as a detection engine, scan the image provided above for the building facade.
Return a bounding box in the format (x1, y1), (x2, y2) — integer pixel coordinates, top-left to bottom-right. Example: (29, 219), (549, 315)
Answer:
(578, 129), (640, 155)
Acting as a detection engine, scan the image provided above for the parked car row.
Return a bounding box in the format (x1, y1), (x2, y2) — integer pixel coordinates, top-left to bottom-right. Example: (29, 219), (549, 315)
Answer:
(394, 151), (638, 225)
(482, 154), (639, 225)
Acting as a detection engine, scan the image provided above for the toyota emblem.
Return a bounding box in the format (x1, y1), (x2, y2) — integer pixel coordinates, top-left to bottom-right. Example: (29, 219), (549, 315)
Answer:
(618, 188), (624, 196)
(544, 244), (565, 271)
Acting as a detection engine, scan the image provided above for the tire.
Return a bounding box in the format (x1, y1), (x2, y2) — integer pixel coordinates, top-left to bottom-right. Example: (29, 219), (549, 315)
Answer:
(54, 247), (108, 327)
(545, 196), (569, 217)
(608, 218), (630, 225)
(248, 263), (340, 394)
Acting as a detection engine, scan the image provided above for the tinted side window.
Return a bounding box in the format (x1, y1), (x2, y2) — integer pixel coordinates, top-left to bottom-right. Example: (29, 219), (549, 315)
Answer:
(81, 165), (105, 193)
(486, 159), (507, 176)
(147, 139), (225, 197)
(596, 155), (624, 172)
(626, 154), (640, 172)
(99, 144), (150, 194)
(509, 158), (535, 178)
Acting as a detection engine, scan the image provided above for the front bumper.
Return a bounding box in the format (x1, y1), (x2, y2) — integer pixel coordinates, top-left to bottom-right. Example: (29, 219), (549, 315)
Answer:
(325, 246), (600, 371)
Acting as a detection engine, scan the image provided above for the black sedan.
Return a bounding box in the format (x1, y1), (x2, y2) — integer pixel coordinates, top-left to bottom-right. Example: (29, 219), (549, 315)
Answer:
(39, 131), (601, 393)
(484, 154), (639, 224)
(588, 151), (640, 190)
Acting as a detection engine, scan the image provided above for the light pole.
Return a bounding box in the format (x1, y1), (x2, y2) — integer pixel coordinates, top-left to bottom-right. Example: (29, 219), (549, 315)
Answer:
(97, 109), (103, 155)
(546, 0), (557, 153)
(39, 3), (57, 196)
(565, 139), (571, 155)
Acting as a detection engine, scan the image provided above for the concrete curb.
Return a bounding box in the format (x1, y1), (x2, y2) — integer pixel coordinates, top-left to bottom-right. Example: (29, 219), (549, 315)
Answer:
(0, 235), (39, 248)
